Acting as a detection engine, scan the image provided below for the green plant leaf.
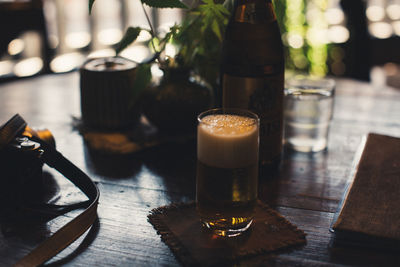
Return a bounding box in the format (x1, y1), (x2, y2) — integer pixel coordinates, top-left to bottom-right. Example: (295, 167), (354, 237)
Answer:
(141, 0), (187, 9)
(89, 0), (95, 14)
(215, 3), (230, 16)
(130, 64), (152, 106)
(115, 27), (142, 55)
(211, 19), (222, 41)
(202, 0), (213, 5)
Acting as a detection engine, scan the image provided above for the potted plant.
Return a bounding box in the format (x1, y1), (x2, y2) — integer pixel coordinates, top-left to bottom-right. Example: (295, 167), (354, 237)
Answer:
(88, 0), (230, 134)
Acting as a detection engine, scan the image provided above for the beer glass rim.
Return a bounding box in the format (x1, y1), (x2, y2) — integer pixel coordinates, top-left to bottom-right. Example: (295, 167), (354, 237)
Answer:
(198, 108), (259, 126)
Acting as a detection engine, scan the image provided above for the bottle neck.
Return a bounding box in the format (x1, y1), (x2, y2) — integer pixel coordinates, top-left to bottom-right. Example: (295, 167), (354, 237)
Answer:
(232, 0), (276, 24)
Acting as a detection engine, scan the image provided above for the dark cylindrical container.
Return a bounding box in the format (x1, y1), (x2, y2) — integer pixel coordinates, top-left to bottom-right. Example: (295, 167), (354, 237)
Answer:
(80, 56), (139, 130)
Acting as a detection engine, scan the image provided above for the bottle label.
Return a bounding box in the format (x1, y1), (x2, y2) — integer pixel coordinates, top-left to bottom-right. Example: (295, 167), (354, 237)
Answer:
(235, 2), (276, 24)
(222, 72), (284, 165)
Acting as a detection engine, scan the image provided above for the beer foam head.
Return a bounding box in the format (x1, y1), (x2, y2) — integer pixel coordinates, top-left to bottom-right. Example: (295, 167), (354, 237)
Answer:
(197, 114), (259, 168)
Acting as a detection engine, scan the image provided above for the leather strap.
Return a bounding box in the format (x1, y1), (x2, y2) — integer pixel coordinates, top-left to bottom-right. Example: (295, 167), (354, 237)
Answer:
(0, 115), (100, 267)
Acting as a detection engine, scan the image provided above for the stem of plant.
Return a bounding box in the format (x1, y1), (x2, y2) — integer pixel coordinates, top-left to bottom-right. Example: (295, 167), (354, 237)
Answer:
(141, 3), (159, 57)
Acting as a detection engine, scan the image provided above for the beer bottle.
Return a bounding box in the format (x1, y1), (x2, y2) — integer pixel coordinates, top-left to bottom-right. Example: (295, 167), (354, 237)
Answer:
(221, 0), (284, 170)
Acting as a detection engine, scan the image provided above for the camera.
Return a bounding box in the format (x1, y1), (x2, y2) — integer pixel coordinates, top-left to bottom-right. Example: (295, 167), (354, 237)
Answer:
(0, 114), (55, 212)
(0, 114), (99, 266)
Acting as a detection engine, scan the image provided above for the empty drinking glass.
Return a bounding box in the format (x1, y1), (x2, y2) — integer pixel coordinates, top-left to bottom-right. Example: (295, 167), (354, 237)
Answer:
(284, 76), (335, 152)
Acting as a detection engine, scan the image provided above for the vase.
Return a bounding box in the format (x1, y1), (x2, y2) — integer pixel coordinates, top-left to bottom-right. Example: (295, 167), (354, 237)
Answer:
(143, 68), (213, 135)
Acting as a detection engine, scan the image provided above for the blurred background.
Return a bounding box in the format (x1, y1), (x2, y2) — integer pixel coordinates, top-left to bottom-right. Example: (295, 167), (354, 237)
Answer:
(1, 0), (399, 87)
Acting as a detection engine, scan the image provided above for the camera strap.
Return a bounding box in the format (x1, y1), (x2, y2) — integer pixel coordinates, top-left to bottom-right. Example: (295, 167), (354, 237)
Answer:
(15, 136), (100, 267)
(1, 115), (100, 267)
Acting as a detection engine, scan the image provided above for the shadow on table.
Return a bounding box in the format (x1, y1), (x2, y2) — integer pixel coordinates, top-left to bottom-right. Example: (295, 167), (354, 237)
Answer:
(83, 138), (197, 200)
(83, 144), (143, 179)
(46, 218), (100, 267)
(0, 172), (60, 236)
(0, 171), (100, 265)
(328, 241), (400, 266)
(139, 139), (197, 198)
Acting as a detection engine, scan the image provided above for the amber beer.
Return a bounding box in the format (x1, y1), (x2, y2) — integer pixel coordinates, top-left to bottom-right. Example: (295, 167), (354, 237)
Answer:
(196, 109), (259, 237)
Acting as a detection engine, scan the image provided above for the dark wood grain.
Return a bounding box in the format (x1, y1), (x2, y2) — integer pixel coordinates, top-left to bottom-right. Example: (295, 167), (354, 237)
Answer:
(1, 73), (400, 266)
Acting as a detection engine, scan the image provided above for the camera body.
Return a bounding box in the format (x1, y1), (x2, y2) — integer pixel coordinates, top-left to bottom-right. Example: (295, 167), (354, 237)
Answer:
(0, 115), (99, 266)
(0, 116), (55, 212)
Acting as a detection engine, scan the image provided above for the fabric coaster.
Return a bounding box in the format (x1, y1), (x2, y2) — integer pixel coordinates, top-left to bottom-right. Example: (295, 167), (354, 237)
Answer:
(148, 201), (306, 266)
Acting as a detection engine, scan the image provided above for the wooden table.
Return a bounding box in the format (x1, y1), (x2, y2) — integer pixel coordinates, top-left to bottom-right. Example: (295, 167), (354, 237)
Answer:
(1, 72), (400, 266)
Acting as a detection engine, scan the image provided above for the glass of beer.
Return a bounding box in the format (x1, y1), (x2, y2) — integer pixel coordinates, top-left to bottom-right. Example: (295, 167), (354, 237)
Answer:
(196, 108), (259, 237)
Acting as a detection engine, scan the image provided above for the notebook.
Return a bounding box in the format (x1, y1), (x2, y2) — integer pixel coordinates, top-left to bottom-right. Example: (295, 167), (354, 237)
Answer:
(331, 133), (400, 249)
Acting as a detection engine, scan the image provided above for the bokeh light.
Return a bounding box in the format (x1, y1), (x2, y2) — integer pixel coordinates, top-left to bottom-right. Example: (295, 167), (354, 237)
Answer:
(369, 22), (393, 38)
(287, 33), (304, 49)
(98, 28), (123, 46)
(325, 7), (345, 25)
(392, 21), (400, 36)
(66, 32), (91, 49)
(50, 52), (86, 73)
(328, 25), (350, 43)
(8, 39), (25, 56)
(366, 5), (386, 22)
(0, 60), (13, 76)
(386, 4), (400, 20)
(14, 57), (43, 77)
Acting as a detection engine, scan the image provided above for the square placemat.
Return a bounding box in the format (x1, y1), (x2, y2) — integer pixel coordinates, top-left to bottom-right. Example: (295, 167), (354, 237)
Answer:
(148, 201), (306, 266)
